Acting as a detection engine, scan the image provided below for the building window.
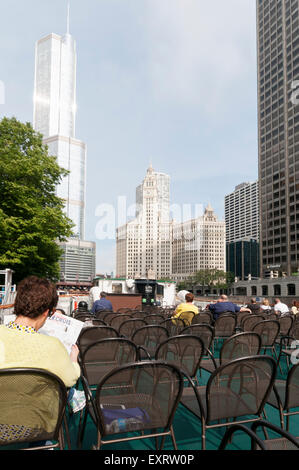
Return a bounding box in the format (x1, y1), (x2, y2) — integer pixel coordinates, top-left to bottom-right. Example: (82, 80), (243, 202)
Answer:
(287, 284), (296, 296)
(274, 284), (281, 296)
(262, 285), (268, 296)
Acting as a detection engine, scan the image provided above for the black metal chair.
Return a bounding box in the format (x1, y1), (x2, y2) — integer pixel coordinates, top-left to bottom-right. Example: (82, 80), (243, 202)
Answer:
(103, 312), (122, 325)
(144, 314), (166, 325)
(277, 320), (299, 372)
(77, 326), (119, 358)
(252, 320), (280, 361)
(200, 332), (262, 375)
(277, 315), (294, 341)
(119, 319), (147, 339)
(235, 312), (253, 331)
(78, 338), (139, 448)
(265, 362), (299, 431)
(155, 335), (205, 385)
(94, 310), (115, 321)
(131, 325), (169, 360)
(110, 314), (132, 331)
(180, 355), (277, 450)
(213, 313), (238, 351)
(191, 311), (214, 326)
(218, 420), (299, 450)
(180, 324), (215, 353)
(87, 361), (184, 450)
(0, 368), (69, 450)
(129, 311), (148, 320)
(241, 314), (265, 332)
(74, 313), (93, 322)
(159, 318), (186, 337)
(116, 308), (133, 314)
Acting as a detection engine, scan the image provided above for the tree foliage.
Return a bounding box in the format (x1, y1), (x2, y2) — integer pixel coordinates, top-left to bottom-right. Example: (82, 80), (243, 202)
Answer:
(179, 269), (234, 292)
(0, 117), (74, 283)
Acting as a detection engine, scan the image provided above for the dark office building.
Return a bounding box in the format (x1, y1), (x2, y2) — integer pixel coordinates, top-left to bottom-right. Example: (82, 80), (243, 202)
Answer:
(257, 0), (299, 277)
(226, 239), (260, 280)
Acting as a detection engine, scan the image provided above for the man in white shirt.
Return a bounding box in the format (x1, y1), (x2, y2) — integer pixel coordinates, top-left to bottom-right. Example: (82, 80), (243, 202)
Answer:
(273, 298), (290, 316)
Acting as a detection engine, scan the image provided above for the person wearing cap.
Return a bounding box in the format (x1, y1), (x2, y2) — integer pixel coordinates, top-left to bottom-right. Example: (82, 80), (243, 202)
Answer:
(91, 292), (113, 314)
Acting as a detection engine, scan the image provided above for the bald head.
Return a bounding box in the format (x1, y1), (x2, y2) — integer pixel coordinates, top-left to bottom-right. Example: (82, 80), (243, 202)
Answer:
(219, 295), (228, 302)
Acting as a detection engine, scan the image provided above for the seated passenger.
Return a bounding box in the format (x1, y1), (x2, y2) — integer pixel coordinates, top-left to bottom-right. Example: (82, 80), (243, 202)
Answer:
(0, 276), (85, 413)
(208, 294), (251, 321)
(172, 292), (199, 325)
(91, 291), (113, 314)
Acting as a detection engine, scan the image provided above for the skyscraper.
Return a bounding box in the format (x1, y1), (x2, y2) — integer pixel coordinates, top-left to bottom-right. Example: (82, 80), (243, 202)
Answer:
(224, 182), (260, 280)
(116, 166), (225, 281)
(225, 182), (259, 244)
(116, 165), (172, 280)
(257, 0), (299, 277)
(33, 28), (86, 239)
(172, 204), (226, 282)
(33, 4), (95, 284)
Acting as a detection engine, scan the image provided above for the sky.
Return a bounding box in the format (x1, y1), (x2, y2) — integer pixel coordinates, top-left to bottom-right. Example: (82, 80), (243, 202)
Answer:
(0, 0), (258, 275)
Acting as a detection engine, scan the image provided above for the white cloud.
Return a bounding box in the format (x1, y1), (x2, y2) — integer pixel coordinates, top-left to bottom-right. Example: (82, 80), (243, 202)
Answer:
(144, 0), (256, 115)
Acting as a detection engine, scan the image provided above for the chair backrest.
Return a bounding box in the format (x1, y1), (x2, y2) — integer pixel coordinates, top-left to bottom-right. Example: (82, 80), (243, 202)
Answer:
(74, 313), (93, 322)
(159, 318), (186, 337)
(77, 326), (119, 356)
(205, 355), (277, 424)
(176, 311), (195, 327)
(237, 311), (252, 327)
(144, 314), (166, 325)
(252, 320), (280, 347)
(192, 311), (214, 325)
(242, 315), (265, 332)
(131, 326), (169, 356)
(278, 315), (294, 336)
(95, 310), (114, 321)
(81, 338), (139, 387)
(214, 314), (237, 337)
(103, 312), (121, 325)
(130, 311), (148, 320)
(117, 308), (133, 313)
(94, 361), (183, 437)
(219, 332), (262, 365)
(155, 335), (205, 379)
(0, 368), (67, 447)
(285, 362), (299, 410)
(289, 320), (299, 340)
(110, 314), (132, 331)
(119, 319), (147, 338)
(81, 318), (107, 327)
(180, 324), (215, 352)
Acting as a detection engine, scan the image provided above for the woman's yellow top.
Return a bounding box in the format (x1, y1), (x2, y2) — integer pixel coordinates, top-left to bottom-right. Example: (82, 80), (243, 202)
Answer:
(0, 323), (80, 388)
(172, 303), (199, 326)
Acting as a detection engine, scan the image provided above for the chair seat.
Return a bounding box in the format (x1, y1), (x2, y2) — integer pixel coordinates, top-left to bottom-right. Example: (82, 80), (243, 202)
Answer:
(181, 384), (257, 423)
(263, 437), (299, 450)
(95, 393), (172, 435)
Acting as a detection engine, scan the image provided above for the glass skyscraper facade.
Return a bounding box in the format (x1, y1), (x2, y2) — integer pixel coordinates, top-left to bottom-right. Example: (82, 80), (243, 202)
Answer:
(33, 32), (86, 240)
(33, 23), (95, 284)
(257, 0), (299, 277)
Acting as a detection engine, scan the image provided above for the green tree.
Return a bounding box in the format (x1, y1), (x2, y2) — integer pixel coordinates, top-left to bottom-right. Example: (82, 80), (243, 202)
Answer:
(0, 117), (74, 283)
(187, 269), (235, 291)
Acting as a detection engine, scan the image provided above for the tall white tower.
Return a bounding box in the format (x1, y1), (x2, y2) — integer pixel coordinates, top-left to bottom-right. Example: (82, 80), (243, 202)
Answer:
(116, 166), (172, 280)
(33, 5), (86, 239)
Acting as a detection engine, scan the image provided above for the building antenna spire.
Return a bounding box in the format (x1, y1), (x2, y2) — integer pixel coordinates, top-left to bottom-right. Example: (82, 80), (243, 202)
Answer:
(67, 1), (70, 34)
